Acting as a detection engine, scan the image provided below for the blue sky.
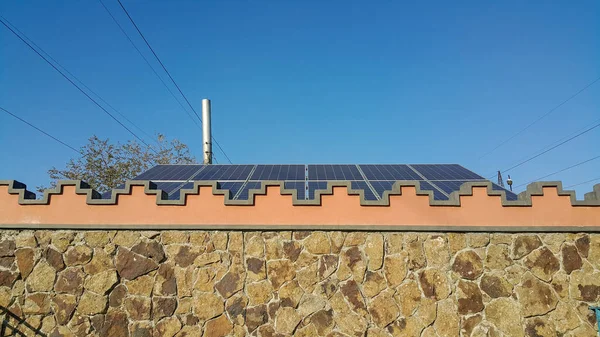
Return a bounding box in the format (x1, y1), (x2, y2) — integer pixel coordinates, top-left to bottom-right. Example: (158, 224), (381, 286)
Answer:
(1, 1), (598, 197)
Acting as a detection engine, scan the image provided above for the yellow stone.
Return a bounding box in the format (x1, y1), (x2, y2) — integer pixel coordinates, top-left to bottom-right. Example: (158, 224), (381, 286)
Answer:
(125, 274), (155, 296)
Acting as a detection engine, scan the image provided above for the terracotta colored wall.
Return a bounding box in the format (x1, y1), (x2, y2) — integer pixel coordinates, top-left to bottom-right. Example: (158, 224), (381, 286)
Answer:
(0, 230), (598, 337)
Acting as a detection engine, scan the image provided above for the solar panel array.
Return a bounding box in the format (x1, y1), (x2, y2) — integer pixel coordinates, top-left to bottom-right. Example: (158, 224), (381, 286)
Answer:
(121, 164), (519, 201)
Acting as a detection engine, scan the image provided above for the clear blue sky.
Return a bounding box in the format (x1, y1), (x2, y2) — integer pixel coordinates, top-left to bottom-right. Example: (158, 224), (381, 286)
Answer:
(1, 1), (598, 197)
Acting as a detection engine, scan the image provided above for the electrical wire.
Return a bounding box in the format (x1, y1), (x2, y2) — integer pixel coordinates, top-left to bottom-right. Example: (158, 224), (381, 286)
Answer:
(96, 0), (201, 129)
(479, 75), (600, 160)
(565, 177), (600, 189)
(0, 17), (157, 153)
(493, 120), (600, 177)
(0, 15), (160, 147)
(515, 155), (600, 188)
(1, 106), (82, 155)
(116, 0), (233, 164)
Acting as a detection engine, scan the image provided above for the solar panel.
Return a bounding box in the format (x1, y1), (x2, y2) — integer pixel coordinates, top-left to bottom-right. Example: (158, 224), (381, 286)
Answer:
(284, 181), (306, 200)
(307, 181), (328, 199)
(411, 164), (483, 180)
(236, 182), (262, 200)
(492, 183), (519, 200)
(419, 181), (449, 200)
(350, 181), (379, 200)
(359, 165), (422, 181)
(193, 165), (254, 181)
(135, 165), (203, 180)
(216, 182), (245, 199)
(250, 165), (305, 180)
(308, 165), (362, 180)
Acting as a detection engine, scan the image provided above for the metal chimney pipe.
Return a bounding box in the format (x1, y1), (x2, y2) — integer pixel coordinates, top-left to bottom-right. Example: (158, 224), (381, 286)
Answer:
(202, 99), (212, 165)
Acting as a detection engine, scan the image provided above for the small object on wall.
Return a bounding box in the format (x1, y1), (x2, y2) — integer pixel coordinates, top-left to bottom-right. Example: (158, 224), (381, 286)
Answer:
(591, 306), (600, 336)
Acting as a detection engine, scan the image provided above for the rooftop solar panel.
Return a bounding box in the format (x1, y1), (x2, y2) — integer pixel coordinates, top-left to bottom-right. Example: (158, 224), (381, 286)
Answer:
(250, 165), (305, 180)
(359, 165), (422, 181)
(351, 181), (379, 200)
(284, 181), (306, 200)
(419, 181), (449, 200)
(411, 164), (483, 180)
(307, 181), (328, 199)
(134, 165), (203, 180)
(193, 165), (254, 181)
(308, 165), (362, 180)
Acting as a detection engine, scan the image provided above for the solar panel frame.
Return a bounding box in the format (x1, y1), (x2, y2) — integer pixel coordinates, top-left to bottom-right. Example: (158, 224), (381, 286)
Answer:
(250, 165), (306, 180)
(411, 164), (484, 180)
(308, 165), (362, 180)
(359, 165), (423, 181)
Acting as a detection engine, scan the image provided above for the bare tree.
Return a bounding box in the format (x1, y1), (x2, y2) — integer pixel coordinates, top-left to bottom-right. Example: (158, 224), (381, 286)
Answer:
(37, 134), (196, 193)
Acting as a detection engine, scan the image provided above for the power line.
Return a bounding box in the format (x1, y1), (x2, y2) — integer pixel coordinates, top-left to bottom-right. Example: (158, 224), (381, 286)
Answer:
(116, 0), (233, 164)
(1, 106), (81, 155)
(479, 75), (600, 160)
(1, 16), (160, 147)
(496, 120), (600, 175)
(565, 177), (600, 189)
(0, 16), (157, 153)
(96, 0), (200, 129)
(515, 155), (600, 188)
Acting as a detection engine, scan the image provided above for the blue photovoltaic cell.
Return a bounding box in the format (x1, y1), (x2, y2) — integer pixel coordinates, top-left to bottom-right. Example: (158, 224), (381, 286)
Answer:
(284, 181), (306, 200)
(308, 165), (362, 180)
(411, 164), (484, 180)
(216, 182), (245, 199)
(359, 165), (422, 181)
(135, 165), (203, 180)
(431, 180), (468, 195)
(307, 181), (328, 199)
(370, 180), (395, 197)
(193, 165), (254, 181)
(250, 165), (305, 180)
(491, 183), (519, 201)
(419, 181), (449, 200)
(236, 182), (263, 200)
(350, 181), (379, 200)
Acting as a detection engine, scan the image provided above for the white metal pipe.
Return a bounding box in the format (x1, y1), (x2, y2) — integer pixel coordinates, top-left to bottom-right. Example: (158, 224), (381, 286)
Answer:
(202, 99), (212, 165)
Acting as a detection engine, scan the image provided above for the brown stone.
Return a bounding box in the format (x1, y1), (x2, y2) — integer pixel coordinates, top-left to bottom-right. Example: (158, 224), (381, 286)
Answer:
(267, 259), (295, 288)
(480, 273), (512, 298)
(461, 314), (482, 337)
(155, 316), (182, 337)
(275, 307), (302, 335)
(265, 237), (284, 260)
(113, 231), (141, 247)
(283, 241), (302, 261)
(22, 293), (51, 314)
(330, 231), (345, 253)
(225, 293), (247, 324)
(77, 291), (108, 315)
(115, 247), (158, 280)
(433, 299), (459, 337)
(485, 298), (524, 337)
(193, 292), (223, 321)
(131, 240), (165, 263)
(64, 245), (93, 266)
(318, 254), (338, 279)
(84, 249), (114, 275)
(513, 235), (542, 259)
(211, 232), (228, 250)
(0, 256), (14, 268)
(0, 240), (15, 257)
(194, 252), (221, 266)
(575, 235), (590, 257)
(279, 280), (304, 307)
(344, 232), (367, 246)
(245, 235), (264, 257)
(523, 247), (560, 281)
(550, 302), (580, 334)
(388, 317), (423, 337)
(457, 280), (484, 314)
(304, 232), (331, 254)
(246, 257), (266, 281)
(468, 233), (490, 248)
(45, 247), (65, 271)
(215, 269), (244, 298)
(51, 231), (74, 252)
(100, 310), (129, 337)
(54, 267), (84, 295)
(246, 280), (273, 305)
(85, 270), (118, 294)
(452, 250), (483, 280)
(16, 232), (36, 247)
(525, 317), (555, 337)
(0, 270), (18, 287)
(368, 290), (399, 328)
(485, 244), (512, 270)
(365, 233), (384, 270)
(127, 274), (155, 296)
(124, 296), (152, 320)
(386, 233), (403, 254)
(15, 248), (35, 278)
(516, 272), (558, 317)
(26, 260), (56, 292)
(84, 231), (112, 248)
(340, 279), (367, 314)
(337, 246), (366, 282)
(246, 305), (267, 332)
(569, 270), (600, 302)
(203, 314), (233, 337)
(109, 284), (127, 307)
(52, 294), (77, 325)
(362, 271), (387, 298)
(175, 266), (194, 297)
(175, 326), (201, 337)
(562, 244), (583, 274)
(297, 294), (326, 317)
(393, 281), (421, 318)
(152, 297), (177, 321)
(129, 321), (153, 337)
(310, 309), (334, 335)
(172, 246), (200, 268)
(155, 264), (177, 296)
(424, 236), (450, 268)
(589, 235), (600, 269)
(406, 239), (426, 270)
(419, 268), (450, 300)
(383, 253), (407, 287)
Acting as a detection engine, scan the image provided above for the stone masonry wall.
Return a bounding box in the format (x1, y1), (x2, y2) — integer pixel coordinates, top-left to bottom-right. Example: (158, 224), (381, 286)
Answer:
(0, 230), (598, 337)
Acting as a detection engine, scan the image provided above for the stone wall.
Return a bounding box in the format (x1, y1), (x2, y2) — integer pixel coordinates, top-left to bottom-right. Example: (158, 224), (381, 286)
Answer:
(0, 230), (598, 337)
